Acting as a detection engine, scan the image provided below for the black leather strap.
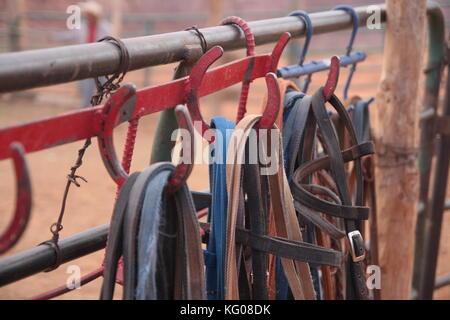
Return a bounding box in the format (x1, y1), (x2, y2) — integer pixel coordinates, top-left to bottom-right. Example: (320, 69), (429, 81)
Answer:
(100, 172), (140, 300)
(131, 163), (177, 300)
(312, 89), (371, 299)
(243, 160), (268, 299)
(200, 222), (342, 268)
(122, 164), (171, 299)
(101, 163), (206, 300)
(284, 87), (375, 300)
(236, 228), (342, 267)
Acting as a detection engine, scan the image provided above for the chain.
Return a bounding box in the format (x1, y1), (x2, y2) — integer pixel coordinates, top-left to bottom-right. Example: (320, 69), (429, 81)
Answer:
(41, 36), (130, 271)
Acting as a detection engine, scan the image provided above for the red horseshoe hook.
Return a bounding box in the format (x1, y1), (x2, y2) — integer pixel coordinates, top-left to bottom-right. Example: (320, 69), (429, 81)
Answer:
(221, 16), (256, 123)
(268, 32), (291, 73)
(97, 84), (138, 188)
(258, 72), (282, 130)
(323, 55), (340, 101)
(185, 45), (224, 141)
(166, 105), (196, 194)
(0, 142), (32, 254)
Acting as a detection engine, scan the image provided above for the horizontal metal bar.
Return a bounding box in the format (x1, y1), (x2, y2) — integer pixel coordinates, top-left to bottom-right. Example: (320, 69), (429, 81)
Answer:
(278, 51), (366, 78)
(0, 10), (289, 23)
(0, 224), (108, 287)
(435, 272), (450, 289)
(420, 107), (436, 120)
(0, 191), (210, 286)
(418, 198), (450, 215)
(0, 53), (275, 160)
(0, 4), (391, 93)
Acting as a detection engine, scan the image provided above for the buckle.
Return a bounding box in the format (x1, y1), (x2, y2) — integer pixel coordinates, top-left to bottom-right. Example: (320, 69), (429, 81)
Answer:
(347, 230), (365, 262)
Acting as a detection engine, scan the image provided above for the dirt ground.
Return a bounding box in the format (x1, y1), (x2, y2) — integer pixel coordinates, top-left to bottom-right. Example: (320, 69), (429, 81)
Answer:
(1, 51), (450, 299)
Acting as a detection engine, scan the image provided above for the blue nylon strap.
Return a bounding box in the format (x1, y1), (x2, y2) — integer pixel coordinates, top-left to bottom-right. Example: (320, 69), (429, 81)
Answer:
(205, 116), (235, 300)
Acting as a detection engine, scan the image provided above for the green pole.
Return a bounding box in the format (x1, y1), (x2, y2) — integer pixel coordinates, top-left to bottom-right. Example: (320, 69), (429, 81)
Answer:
(413, 2), (446, 297)
(150, 47), (203, 163)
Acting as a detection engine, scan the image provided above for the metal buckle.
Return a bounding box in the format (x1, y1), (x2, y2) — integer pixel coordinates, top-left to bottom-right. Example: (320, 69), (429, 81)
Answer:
(347, 230), (366, 262)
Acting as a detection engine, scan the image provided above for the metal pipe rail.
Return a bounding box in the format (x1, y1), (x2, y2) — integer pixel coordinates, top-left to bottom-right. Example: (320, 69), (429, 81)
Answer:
(0, 3), (392, 93)
(0, 224), (108, 287)
(0, 191), (210, 286)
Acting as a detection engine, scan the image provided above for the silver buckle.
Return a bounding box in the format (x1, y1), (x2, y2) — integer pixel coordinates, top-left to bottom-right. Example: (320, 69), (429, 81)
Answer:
(348, 230), (365, 262)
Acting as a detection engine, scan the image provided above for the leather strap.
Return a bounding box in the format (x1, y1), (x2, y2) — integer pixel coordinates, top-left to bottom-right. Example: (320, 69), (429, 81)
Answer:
(349, 97), (379, 299)
(261, 79), (303, 299)
(225, 115), (317, 300)
(101, 163), (205, 300)
(100, 172), (140, 300)
(122, 165), (159, 299)
(287, 88), (373, 299)
(174, 182), (207, 299)
(280, 85), (376, 300)
(243, 159), (268, 299)
(281, 91), (319, 299)
(135, 165), (174, 299)
(200, 222), (342, 267)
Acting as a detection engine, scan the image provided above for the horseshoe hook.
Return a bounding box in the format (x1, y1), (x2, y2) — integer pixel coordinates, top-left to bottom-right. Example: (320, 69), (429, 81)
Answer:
(0, 142), (32, 254)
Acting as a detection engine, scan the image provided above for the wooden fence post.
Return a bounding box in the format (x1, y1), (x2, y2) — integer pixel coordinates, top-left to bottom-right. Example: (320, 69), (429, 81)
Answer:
(374, 0), (427, 299)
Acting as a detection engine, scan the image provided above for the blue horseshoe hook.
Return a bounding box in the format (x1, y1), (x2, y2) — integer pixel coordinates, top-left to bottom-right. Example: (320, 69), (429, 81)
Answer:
(288, 10), (313, 93)
(333, 5), (360, 100)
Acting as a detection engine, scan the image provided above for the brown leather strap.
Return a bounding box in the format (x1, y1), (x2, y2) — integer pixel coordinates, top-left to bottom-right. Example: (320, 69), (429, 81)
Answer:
(224, 115), (316, 300)
(174, 183), (207, 299)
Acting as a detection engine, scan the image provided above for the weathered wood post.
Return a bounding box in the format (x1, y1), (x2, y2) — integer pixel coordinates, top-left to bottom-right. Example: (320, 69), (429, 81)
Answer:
(374, 0), (427, 299)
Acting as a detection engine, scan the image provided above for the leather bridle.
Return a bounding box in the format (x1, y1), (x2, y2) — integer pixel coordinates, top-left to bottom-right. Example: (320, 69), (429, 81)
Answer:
(286, 87), (374, 299)
(101, 163), (205, 300)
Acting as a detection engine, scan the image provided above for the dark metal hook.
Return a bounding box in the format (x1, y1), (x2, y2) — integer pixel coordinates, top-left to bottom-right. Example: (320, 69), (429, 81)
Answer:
(333, 5), (360, 100)
(289, 10), (313, 67)
(333, 5), (360, 56)
(0, 142), (32, 254)
(289, 10), (314, 93)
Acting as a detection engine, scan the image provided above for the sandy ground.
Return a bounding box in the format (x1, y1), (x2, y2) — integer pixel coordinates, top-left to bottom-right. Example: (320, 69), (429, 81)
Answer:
(0, 52), (450, 299)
